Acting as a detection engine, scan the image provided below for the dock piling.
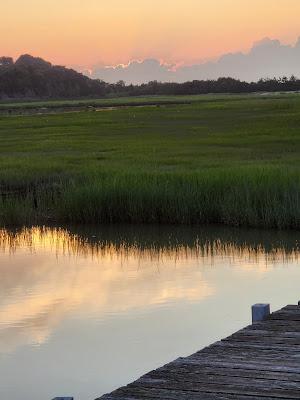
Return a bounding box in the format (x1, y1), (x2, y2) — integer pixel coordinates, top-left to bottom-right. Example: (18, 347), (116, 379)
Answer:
(251, 303), (270, 323)
(52, 397), (74, 400)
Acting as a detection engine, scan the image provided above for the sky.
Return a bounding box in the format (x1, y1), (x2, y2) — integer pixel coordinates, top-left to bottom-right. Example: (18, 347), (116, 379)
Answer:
(91, 38), (300, 83)
(2, 0), (300, 68)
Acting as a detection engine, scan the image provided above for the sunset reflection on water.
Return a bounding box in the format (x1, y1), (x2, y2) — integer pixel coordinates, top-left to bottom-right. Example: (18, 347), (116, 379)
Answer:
(0, 225), (299, 400)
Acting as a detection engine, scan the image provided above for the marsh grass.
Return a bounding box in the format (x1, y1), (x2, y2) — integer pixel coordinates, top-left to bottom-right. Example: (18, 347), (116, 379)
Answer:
(1, 168), (299, 229)
(55, 168), (300, 228)
(1, 93), (300, 228)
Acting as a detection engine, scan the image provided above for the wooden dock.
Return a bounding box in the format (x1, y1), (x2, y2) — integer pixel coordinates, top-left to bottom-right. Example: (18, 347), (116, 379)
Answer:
(98, 304), (300, 400)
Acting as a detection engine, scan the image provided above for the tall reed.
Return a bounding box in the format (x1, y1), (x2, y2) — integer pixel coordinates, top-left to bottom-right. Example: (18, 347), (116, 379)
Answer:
(2, 167), (297, 229)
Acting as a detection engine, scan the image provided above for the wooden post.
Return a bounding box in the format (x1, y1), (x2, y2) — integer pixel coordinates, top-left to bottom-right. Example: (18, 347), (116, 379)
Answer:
(52, 398), (74, 400)
(252, 303), (270, 323)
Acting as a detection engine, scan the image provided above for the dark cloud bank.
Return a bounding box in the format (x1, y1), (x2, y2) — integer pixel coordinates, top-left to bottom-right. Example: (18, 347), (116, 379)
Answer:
(89, 38), (300, 84)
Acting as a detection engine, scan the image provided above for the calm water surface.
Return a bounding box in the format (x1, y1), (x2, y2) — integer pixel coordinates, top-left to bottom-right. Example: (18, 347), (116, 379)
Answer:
(0, 225), (300, 400)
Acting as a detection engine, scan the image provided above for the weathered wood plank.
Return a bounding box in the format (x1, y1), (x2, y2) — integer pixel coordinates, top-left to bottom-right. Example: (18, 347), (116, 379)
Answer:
(216, 340), (300, 351)
(226, 330), (300, 340)
(143, 371), (300, 390)
(130, 377), (300, 398)
(98, 304), (300, 400)
(102, 379), (300, 399)
(176, 358), (300, 374)
(246, 320), (300, 329)
(154, 364), (300, 382)
(100, 387), (279, 400)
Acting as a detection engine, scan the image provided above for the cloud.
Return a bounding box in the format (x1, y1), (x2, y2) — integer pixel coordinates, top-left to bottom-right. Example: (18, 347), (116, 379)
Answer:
(0, 227), (214, 352)
(91, 58), (173, 84)
(89, 37), (300, 84)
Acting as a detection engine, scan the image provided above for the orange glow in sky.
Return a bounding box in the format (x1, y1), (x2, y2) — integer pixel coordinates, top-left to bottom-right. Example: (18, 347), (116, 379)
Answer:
(2, 0), (300, 67)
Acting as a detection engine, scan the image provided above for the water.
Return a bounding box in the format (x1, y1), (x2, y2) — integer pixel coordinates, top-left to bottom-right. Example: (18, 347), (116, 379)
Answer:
(0, 224), (299, 400)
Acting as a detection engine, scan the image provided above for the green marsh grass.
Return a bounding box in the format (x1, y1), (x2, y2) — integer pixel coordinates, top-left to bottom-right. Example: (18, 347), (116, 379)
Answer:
(0, 93), (300, 228)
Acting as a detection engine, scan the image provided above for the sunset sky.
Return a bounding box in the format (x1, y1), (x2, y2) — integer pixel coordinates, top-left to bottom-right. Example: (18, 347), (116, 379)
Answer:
(2, 0), (300, 67)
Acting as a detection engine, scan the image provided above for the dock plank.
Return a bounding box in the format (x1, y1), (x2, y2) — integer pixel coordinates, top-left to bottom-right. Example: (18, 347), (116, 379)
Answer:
(98, 305), (300, 399)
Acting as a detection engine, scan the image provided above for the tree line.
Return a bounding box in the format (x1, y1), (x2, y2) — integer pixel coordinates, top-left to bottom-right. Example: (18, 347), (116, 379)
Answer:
(1, 55), (300, 100)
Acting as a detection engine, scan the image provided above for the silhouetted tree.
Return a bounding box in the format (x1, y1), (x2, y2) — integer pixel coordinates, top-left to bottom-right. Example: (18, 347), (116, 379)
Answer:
(0, 57), (13, 67)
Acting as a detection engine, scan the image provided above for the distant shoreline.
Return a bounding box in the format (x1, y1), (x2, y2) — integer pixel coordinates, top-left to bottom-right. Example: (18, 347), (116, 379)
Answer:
(1, 54), (300, 101)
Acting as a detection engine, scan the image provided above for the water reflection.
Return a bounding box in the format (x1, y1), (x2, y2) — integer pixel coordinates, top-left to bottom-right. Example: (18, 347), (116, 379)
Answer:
(0, 225), (300, 399)
(0, 225), (299, 353)
(1, 224), (299, 261)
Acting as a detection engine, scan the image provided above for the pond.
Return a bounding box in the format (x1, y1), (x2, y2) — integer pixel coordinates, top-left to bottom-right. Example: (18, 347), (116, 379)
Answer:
(0, 224), (299, 400)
